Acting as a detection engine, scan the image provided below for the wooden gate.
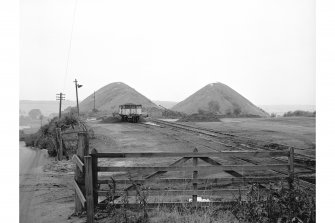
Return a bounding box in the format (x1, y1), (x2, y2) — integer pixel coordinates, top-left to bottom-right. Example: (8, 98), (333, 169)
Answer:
(71, 134), (294, 223)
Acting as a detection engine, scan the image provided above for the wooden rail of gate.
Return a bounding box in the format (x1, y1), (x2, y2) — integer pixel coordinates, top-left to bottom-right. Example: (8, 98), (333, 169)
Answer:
(72, 140), (294, 223)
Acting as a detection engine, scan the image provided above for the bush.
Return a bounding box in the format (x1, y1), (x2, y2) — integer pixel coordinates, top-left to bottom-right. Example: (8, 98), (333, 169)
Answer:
(177, 113), (221, 122)
(233, 107), (242, 116)
(162, 109), (186, 118)
(23, 133), (39, 147)
(231, 182), (315, 223)
(270, 113), (276, 118)
(24, 113), (88, 157)
(283, 110), (316, 117)
(198, 108), (206, 115)
(208, 101), (220, 114)
(94, 178), (314, 223)
(19, 130), (26, 141)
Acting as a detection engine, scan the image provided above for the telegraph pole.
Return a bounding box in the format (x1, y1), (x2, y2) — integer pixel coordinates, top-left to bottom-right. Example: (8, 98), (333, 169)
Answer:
(74, 78), (83, 116)
(56, 93), (65, 119)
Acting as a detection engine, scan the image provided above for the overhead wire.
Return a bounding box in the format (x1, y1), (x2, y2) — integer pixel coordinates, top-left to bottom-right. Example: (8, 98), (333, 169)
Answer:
(63, 0), (79, 93)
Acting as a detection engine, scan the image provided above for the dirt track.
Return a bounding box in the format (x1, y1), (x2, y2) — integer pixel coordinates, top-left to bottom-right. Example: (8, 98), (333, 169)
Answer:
(19, 142), (84, 223)
(20, 143), (48, 223)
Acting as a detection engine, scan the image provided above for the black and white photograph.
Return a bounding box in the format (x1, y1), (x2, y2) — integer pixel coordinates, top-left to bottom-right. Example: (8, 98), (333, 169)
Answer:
(6, 0), (331, 222)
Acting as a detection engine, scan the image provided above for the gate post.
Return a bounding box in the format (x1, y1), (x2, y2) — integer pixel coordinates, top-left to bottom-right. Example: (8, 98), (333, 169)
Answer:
(91, 149), (98, 207)
(192, 148), (198, 207)
(74, 132), (89, 213)
(85, 155), (94, 223)
(288, 147), (295, 189)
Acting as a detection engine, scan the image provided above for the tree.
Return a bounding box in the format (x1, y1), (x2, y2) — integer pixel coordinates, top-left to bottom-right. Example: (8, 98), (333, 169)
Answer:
(28, 109), (42, 120)
(39, 114), (44, 126)
(233, 107), (242, 116)
(64, 106), (77, 115)
(225, 109), (233, 116)
(198, 108), (206, 115)
(208, 101), (220, 114)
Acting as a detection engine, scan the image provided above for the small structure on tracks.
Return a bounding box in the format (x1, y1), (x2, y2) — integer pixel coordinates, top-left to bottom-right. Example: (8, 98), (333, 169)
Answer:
(119, 103), (142, 123)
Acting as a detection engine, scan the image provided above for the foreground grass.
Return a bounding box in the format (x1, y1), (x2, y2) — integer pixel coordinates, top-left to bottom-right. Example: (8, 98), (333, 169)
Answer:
(149, 208), (237, 223)
(96, 207), (238, 223)
(94, 181), (315, 223)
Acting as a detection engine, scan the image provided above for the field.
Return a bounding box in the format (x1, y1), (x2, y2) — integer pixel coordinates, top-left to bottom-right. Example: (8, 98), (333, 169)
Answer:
(193, 117), (316, 157)
(196, 117), (315, 147)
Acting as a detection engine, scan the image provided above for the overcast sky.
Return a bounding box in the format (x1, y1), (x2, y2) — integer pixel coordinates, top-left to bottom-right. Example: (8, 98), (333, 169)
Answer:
(20, 0), (315, 105)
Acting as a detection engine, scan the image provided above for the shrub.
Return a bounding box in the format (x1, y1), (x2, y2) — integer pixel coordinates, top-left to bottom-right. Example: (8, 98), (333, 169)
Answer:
(198, 108), (206, 115)
(162, 109), (186, 118)
(231, 182), (315, 223)
(177, 113), (221, 122)
(208, 101), (220, 114)
(23, 133), (39, 147)
(94, 180), (315, 222)
(283, 110), (316, 117)
(19, 130), (26, 141)
(24, 113), (89, 157)
(233, 107), (242, 116)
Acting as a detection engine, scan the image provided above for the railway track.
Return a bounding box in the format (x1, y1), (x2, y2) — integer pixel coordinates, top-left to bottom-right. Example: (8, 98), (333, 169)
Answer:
(149, 119), (315, 188)
(151, 119), (315, 164)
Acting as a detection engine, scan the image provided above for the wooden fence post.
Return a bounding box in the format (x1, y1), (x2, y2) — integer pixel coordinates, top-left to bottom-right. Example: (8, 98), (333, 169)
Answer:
(85, 155), (94, 223)
(91, 149), (98, 207)
(192, 148), (198, 207)
(288, 147), (295, 189)
(56, 128), (63, 160)
(75, 132), (89, 213)
(55, 128), (60, 160)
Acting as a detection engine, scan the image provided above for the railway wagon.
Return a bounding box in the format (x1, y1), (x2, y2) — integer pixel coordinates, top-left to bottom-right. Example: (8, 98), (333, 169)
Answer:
(119, 104), (142, 123)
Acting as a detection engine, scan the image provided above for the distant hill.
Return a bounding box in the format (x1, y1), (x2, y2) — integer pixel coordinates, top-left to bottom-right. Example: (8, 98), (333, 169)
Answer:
(153, 101), (178, 109)
(171, 82), (269, 117)
(79, 82), (161, 114)
(20, 100), (76, 117)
